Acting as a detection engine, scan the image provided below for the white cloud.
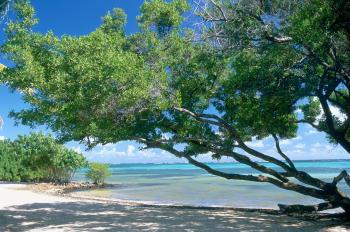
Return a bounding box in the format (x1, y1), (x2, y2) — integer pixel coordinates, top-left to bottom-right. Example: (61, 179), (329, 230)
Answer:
(316, 104), (347, 123)
(71, 146), (82, 153)
(305, 129), (317, 135)
(330, 105), (346, 122)
(246, 140), (264, 148)
(280, 136), (301, 145)
(0, 136), (5, 141)
(127, 145), (136, 155)
(295, 108), (302, 115)
(294, 143), (306, 149)
(311, 142), (323, 148)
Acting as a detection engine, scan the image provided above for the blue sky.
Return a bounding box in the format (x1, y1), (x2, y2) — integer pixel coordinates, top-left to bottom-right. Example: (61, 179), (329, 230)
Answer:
(0, 1), (349, 164)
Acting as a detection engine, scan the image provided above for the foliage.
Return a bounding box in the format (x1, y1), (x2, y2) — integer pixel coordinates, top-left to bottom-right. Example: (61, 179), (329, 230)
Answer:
(0, 0), (350, 213)
(0, 133), (87, 183)
(0, 139), (20, 181)
(85, 162), (111, 185)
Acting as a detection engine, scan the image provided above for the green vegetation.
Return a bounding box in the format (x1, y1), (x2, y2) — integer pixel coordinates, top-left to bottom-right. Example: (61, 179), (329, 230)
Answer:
(0, 0), (349, 214)
(86, 163), (111, 185)
(0, 133), (87, 183)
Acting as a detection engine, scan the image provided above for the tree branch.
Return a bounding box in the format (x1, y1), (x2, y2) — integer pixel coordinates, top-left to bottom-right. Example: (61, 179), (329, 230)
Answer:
(297, 119), (321, 131)
(173, 107), (294, 172)
(278, 202), (338, 213)
(209, 0), (227, 21)
(183, 154), (327, 199)
(333, 170), (350, 187)
(272, 134), (296, 170)
(317, 92), (350, 153)
(133, 135), (347, 203)
(173, 107), (331, 190)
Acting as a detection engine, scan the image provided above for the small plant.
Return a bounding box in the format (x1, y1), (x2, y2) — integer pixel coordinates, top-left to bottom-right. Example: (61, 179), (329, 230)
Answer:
(86, 162), (111, 185)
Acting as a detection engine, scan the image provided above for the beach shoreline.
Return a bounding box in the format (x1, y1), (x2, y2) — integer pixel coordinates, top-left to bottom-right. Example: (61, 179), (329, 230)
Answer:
(17, 182), (342, 216)
(0, 183), (350, 231)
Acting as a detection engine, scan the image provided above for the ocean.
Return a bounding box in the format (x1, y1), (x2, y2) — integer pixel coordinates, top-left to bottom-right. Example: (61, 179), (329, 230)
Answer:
(73, 160), (350, 209)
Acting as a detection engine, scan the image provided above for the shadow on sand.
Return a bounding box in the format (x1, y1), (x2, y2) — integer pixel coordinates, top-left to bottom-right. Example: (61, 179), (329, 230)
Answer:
(0, 201), (349, 231)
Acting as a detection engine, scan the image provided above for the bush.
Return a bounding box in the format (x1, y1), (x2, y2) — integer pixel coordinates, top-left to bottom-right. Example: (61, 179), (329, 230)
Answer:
(86, 163), (111, 185)
(0, 133), (87, 183)
(0, 140), (21, 181)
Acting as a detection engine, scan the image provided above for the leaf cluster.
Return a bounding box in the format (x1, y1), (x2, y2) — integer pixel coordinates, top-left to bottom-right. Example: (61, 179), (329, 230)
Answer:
(0, 133), (87, 183)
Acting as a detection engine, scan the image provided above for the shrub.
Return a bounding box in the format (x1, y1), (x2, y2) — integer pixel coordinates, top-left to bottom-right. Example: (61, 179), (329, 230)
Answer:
(0, 140), (21, 181)
(86, 162), (111, 185)
(0, 133), (87, 183)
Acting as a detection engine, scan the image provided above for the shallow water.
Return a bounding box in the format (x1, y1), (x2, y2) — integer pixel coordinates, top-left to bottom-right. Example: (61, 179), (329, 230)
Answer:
(73, 160), (350, 209)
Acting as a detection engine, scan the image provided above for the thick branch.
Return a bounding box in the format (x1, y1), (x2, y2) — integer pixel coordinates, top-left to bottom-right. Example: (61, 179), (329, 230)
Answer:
(134, 136), (341, 202)
(174, 107), (294, 172)
(297, 119), (321, 131)
(318, 93), (350, 153)
(173, 107), (329, 189)
(333, 170), (350, 187)
(278, 202), (338, 213)
(183, 154), (327, 199)
(189, 139), (289, 182)
(272, 134), (296, 170)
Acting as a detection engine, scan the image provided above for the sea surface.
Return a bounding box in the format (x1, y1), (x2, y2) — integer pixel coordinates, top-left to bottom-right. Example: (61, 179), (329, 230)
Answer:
(73, 160), (350, 209)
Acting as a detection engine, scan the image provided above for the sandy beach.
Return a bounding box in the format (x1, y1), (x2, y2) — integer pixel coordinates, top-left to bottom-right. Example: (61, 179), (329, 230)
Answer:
(0, 184), (349, 231)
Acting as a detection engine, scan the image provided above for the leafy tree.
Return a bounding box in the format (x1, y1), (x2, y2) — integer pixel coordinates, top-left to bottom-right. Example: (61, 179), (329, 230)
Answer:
(86, 162), (111, 185)
(0, 133), (87, 183)
(13, 133), (87, 183)
(1, 0), (350, 215)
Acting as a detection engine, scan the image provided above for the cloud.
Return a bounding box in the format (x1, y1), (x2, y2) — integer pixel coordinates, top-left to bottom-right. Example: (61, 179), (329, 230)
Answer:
(71, 146), (83, 153)
(246, 140), (264, 148)
(0, 136), (5, 141)
(316, 104), (347, 123)
(311, 142), (323, 148)
(127, 145), (136, 155)
(305, 129), (318, 135)
(295, 108), (302, 115)
(294, 143), (306, 149)
(329, 105), (346, 122)
(77, 142), (182, 164)
(280, 136), (301, 145)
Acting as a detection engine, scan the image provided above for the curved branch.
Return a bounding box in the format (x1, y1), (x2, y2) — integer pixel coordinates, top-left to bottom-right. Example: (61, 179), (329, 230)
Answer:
(183, 154), (327, 199)
(135, 136), (329, 200)
(272, 134), (296, 170)
(318, 93), (350, 153)
(297, 119), (321, 131)
(190, 139), (289, 182)
(173, 107), (331, 190)
(209, 0), (227, 21)
(333, 170), (350, 187)
(174, 107), (294, 172)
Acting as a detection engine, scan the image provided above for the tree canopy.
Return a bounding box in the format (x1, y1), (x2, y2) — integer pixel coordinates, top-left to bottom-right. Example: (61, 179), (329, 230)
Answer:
(0, 0), (350, 214)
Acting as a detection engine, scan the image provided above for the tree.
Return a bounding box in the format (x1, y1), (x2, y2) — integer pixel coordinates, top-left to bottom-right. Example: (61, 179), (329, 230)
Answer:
(0, 133), (87, 183)
(86, 162), (111, 185)
(0, 0), (350, 215)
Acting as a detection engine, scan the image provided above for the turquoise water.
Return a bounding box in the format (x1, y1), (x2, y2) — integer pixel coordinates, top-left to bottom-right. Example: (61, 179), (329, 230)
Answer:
(74, 160), (350, 209)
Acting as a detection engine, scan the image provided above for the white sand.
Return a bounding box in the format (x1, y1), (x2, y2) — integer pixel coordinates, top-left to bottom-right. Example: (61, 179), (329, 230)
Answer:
(0, 183), (349, 232)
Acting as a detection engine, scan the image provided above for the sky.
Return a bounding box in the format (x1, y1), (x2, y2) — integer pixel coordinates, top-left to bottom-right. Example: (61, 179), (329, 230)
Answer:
(0, 0), (349, 164)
